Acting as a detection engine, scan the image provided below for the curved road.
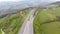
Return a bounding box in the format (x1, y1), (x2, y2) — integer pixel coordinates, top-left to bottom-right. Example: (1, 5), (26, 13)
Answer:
(18, 8), (36, 34)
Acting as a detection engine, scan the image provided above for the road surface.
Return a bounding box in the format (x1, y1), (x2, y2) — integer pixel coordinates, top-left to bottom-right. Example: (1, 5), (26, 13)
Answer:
(18, 8), (36, 34)
(1, 29), (5, 34)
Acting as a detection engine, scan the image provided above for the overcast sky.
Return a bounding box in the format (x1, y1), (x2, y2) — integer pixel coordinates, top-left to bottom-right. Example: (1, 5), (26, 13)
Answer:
(0, 0), (60, 2)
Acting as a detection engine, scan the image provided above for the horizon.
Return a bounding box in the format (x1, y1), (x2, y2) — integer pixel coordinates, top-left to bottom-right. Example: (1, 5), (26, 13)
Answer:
(0, 0), (60, 2)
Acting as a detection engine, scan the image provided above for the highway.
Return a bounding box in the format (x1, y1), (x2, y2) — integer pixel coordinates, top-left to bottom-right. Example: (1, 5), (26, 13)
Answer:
(18, 8), (36, 34)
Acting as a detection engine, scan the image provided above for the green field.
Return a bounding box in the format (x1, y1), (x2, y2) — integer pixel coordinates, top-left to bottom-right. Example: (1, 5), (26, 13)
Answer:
(0, 6), (60, 34)
(0, 8), (32, 34)
(33, 7), (60, 34)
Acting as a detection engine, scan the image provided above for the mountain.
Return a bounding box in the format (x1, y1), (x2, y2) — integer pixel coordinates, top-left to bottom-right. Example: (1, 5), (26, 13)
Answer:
(0, 1), (54, 17)
(0, 1), (53, 9)
(0, 1), (52, 11)
(50, 1), (60, 5)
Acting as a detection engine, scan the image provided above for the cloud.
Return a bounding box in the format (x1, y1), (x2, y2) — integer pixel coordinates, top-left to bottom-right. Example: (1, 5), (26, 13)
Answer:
(0, 0), (60, 2)
(0, 0), (23, 2)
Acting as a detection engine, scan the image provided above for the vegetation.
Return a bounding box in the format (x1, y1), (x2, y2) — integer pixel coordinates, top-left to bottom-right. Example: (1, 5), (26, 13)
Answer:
(0, 8), (32, 34)
(0, 4), (60, 34)
(33, 6), (60, 34)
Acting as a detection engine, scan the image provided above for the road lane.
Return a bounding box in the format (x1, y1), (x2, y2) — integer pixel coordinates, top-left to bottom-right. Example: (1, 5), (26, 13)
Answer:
(18, 8), (36, 34)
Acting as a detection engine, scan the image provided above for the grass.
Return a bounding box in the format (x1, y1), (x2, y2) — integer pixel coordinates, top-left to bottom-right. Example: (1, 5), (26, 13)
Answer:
(33, 7), (60, 34)
(0, 8), (32, 34)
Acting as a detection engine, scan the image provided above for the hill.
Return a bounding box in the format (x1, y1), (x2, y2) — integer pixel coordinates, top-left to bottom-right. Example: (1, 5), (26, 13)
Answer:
(50, 1), (60, 5)
(0, 7), (32, 34)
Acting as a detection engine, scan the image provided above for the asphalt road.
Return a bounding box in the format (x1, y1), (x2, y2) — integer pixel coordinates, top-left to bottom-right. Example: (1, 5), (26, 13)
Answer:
(18, 8), (36, 34)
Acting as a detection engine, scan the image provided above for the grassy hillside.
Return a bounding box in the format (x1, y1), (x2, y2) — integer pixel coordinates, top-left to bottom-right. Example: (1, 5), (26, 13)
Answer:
(33, 6), (60, 34)
(0, 8), (32, 34)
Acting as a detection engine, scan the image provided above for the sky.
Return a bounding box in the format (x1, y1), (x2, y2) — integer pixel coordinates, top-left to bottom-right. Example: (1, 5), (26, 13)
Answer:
(0, 0), (22, 2)
(0, 0), (60, 2)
